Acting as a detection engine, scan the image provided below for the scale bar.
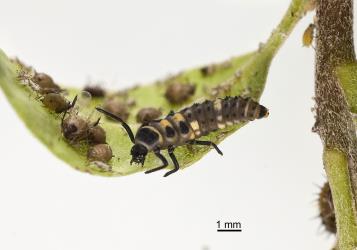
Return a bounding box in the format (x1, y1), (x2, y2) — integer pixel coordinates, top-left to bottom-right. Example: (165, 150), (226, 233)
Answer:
(217, 229), (242, 232)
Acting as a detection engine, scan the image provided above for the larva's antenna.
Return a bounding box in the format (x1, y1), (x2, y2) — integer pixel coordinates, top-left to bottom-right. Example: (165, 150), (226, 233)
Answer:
(96, 107), (135, 143)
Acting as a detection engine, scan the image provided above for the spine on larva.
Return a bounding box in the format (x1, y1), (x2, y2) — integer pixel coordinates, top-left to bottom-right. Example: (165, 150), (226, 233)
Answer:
(180, 96), (269, 137)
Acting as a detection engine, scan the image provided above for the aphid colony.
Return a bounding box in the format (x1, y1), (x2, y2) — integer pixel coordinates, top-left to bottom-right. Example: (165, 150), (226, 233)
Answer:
(13, 59), (113, 167)
(60, 92), (113, 166)
(13, 58), (269, 176)
(97, 96), (269, 177)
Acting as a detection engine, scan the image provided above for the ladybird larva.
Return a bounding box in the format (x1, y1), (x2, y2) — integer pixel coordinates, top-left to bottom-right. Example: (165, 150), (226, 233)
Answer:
(96, 96), (269, 177)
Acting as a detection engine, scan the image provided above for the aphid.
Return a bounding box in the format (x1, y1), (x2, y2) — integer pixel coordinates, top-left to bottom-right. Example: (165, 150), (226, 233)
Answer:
(32, 72), (61, 94)
(103, 98), (129, 122)
(87, 122), (106, 145)
(87, 144), (113, 163)
(61, 92), (99, 144)
(42, 93), (76, 113)
(62, 114), (89, 143)
(302, 23), (315, 47)
(83, 85), (106, 98)
(165, 82), (196, 104)
(136, 107), (162, 123)
(318, 181), (336, 234)
(96, 96), (269, 177)
(200, 65), (216, 77)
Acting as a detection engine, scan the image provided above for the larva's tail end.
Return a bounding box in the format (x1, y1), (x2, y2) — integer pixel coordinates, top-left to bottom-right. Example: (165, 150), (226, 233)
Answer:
(264, 110), (270, 118)
(258, 106), (269, 119)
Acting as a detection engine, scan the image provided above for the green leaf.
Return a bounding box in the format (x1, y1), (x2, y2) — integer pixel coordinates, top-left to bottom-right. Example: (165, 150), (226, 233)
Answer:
(0, 0), (308, 176)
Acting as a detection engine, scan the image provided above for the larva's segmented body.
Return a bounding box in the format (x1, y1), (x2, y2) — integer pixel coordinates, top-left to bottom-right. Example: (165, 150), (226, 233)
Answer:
(96, 96), (269, 177)
(135, 96), (268, 151)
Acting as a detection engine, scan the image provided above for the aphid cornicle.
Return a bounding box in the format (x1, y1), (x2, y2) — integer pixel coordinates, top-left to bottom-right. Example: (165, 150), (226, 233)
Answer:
(96, 96), (269, 177)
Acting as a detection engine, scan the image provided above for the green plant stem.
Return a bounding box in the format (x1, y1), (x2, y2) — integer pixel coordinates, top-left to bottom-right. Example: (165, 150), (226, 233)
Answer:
(315, 0), (357, 248)
(324, 149), (357, 249)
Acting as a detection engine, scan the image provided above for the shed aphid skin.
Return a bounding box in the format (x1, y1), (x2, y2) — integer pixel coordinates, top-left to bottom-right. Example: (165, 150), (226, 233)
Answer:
(96, 96), (269, 177)
(302, 23), (315, 47)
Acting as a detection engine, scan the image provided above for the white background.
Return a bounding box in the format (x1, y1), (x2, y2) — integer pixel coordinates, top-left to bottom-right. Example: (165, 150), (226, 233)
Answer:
(0, 0), (338, 249)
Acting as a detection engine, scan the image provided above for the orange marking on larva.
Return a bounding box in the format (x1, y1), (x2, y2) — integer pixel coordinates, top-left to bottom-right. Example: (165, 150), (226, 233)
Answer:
(160, 119), (171, 127)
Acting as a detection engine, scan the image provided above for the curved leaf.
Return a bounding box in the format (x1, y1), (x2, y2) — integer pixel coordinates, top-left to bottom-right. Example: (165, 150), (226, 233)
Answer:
(0, 0), (309, 176)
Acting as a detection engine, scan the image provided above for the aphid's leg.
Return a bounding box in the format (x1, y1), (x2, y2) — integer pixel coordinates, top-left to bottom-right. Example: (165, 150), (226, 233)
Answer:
(163, 146), (180, 177)
(61, 95), (78, 126)
(92, 117), (101, 127)
(190, 140), (223, 155)
(145, 150), (169, 174)
(69, 95), (78, 109)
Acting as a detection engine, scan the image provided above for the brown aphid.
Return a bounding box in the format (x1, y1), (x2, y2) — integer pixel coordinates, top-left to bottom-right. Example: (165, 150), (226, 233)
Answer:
(165, 82), (196, 104)
(62, 115), (89, 143)
(42, 93), (72, 113)
(103, 98), (129, 122)
(318, 181), (336, 234)
(200, 65), (216, 77)
(83, 85), (106, 98)
(87, 144), (113, 163)
(32, 72), (61, 94)
(302, 23), (315, 47)
(88, 125), (106, 145)
(136, 107), (162, 123)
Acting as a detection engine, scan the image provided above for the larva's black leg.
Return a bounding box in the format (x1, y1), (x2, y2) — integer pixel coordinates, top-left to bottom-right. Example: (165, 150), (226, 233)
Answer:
(96, 107), (135, 143)
(163, 147), (180, 177)
(145, 150), (168, 174)
(167, 110), (175, 116)
(190, 140), (223, 155)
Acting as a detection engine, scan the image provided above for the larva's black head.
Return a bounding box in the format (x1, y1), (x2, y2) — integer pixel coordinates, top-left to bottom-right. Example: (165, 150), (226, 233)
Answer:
(130, 144), (148, 166)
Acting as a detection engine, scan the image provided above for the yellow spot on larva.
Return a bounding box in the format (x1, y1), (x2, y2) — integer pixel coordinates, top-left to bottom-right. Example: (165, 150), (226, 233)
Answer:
(302, 23), (315, 47)
(189, 131), (195, 140)
(173, 113), (185, 122)
(160, 119), (171, 127)
(218, 123), (226, 129)
(214, 99), (222, 112)
(190, 120), (200, 131)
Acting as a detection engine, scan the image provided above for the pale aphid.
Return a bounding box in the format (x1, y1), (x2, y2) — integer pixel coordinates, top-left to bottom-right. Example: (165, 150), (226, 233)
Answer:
(302, 23), (315, 47)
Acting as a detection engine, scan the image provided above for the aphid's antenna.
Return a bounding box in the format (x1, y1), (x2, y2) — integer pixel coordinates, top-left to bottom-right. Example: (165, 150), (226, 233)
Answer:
(96, 107), (135, 143)
(61, 95), (78, 126)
